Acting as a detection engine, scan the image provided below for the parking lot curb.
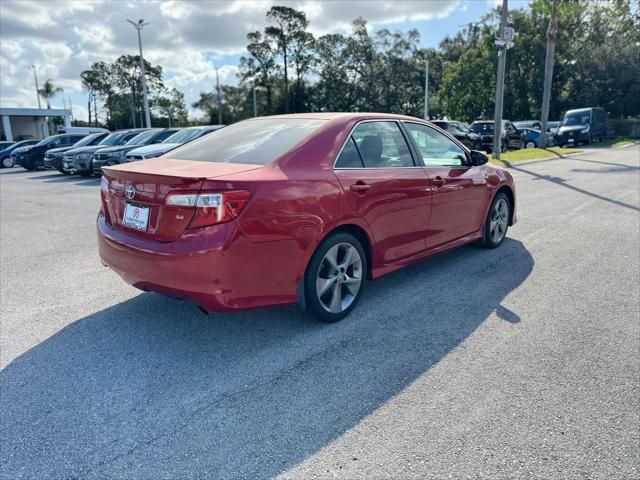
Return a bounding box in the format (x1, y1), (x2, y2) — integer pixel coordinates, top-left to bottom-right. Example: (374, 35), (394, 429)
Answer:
(492, 150), (585, 168)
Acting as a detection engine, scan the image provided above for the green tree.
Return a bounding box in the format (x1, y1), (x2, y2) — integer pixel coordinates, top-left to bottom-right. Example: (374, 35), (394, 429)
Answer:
(265, 6), (310, 112)
(240, 31), (277, 114)
(153, 88), (188, 127)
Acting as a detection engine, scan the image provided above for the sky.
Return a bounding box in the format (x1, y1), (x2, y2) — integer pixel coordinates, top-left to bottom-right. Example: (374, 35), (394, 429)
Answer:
(0, 0), (530, 122)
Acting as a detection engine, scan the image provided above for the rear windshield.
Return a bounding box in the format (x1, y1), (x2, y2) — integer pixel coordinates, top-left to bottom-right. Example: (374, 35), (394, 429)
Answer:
(164, 127), (204, 144)
(126, 130), (159, 145)
(470, 123), (494, 133)
(73, 133), (101, 147)
(99, 132), (127, 146)
(166, 119), (325, 165)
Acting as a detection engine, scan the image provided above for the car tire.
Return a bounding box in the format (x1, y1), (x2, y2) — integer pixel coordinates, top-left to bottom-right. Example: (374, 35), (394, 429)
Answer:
(304, 232), (367, 323)
(78, 170), (93, 177)
(525, 141), (536, 149)
(57, 168), (70, 175)
(501, 141), (507, 153)
(481, 192), (510, 249)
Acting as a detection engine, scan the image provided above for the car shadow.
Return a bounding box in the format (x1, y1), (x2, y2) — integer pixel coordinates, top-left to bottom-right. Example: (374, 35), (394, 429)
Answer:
(1, 239), (534, 479)
(502, 160), (640, 212)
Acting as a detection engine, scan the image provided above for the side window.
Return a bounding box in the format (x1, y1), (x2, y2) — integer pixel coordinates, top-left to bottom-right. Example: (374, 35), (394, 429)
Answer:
(404, 122), (467, 167)
(350, 121), (413, 168)
(154, 130), (175, 143)
(335, 137), (364, 168)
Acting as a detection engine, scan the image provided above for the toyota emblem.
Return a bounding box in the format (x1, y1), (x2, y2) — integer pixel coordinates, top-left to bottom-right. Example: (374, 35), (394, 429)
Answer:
(125, 185), (136, 200)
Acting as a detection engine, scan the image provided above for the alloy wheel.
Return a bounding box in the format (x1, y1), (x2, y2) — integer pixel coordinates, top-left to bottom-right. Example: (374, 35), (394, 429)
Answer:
(489, 198), (509, 244)
(316, 242), (363, 313)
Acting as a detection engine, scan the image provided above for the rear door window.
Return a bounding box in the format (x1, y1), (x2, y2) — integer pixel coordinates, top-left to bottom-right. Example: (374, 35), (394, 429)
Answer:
(349, 121), (414, 168)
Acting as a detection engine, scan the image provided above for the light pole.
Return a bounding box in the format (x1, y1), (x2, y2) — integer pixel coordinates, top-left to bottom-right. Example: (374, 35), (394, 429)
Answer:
(492, 0), (513, 160)
(423, 60), (429, 120)
(127, 19), (151, 128)
(30, 65), (41, 109)
(215, 67), (222, 125)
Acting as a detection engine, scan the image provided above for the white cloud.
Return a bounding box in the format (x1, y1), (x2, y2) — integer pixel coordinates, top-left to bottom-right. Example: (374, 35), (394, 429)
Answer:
(0, 0), (465, 121)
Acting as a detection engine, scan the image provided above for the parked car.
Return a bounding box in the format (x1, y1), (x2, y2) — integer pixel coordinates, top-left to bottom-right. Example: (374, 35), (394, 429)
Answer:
(431, 120), (481, 150)
(92, 128), (179, 175)
(470, 120), (522, 152)
(0, 140), (39, 168)
(520, 128), (556, 148)
(98, 113), (517, 322)
(514, 120), (541, 130)
(57, 126), (109, 135)
(15, 133), (87, 170)
(62, 129), (147, 177)
(124, 125), (224, 162)
(547, 121), (560, 135)
(556, 107), (607, 147)
(44, 132), (109, 174)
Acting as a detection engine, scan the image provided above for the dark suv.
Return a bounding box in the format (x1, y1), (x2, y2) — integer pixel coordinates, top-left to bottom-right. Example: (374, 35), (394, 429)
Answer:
(92, 128), (179, 175)
(16, 134), (87, 170)
(62, 129), (148, 176)
(556, 107), (606, 147)
(43, 132), (109, 174)
(431, 120), (481, 150)
(470, 120), (522, 152)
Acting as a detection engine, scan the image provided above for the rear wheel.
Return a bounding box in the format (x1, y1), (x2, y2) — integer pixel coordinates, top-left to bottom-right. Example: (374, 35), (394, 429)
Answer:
(525, 140), (536, 149)
(304, 233), (367, 323)
(1, 157), (13, 168)
(501, 141), (508, 153)
(482, 192), (510, 249)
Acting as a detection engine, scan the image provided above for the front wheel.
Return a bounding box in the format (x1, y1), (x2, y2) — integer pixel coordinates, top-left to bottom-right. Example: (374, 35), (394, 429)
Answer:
(304, 233), (367, 323)
(501, 141), (508, 153)
(525, 140), (536, 149)
(1, 157), (13, 168)
(482, 192), (510, 249)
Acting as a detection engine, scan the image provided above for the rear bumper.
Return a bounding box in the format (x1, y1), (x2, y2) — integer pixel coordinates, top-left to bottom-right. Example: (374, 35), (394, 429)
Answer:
(97, 214), (299, 312)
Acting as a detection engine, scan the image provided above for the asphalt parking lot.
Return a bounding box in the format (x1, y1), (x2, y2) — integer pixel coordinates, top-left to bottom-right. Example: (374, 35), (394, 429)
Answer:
(1, 146), (639, 479)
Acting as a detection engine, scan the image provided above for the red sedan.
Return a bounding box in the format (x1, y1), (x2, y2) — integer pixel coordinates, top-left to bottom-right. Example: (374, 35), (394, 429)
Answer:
(98, 113), (516, 322)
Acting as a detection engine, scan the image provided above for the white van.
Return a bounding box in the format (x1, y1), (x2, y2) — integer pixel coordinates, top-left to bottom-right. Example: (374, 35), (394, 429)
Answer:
(57, 126), (109, 135)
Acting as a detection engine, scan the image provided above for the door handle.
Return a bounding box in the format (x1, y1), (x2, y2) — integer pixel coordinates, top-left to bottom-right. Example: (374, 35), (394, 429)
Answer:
(350, 182), (371, 194)
(432, 176), (446, 188)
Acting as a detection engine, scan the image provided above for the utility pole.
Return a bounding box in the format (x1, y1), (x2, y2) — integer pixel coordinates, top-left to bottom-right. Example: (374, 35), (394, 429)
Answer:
(215, 67), (222, 125)
(253, 82), (257, 117)
(492, 0), (512, 160)
(31, 65), (41, 109)
(423, 60), (429, 120)
(127, 19), (151, 128)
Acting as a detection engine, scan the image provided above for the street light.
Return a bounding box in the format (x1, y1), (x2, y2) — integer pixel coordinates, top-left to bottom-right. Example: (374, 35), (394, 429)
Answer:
(29, 65), (41, 109)
(252, 82), (266, 117)
(127, 18), (151, 128)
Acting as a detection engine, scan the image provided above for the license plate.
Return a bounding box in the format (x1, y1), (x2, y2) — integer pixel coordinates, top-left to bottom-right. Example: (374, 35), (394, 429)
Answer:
(123, 203), (150, 231)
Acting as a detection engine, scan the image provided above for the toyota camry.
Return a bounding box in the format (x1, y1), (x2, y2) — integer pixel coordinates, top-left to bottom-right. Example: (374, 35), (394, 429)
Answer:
(98, 113), (516, 322)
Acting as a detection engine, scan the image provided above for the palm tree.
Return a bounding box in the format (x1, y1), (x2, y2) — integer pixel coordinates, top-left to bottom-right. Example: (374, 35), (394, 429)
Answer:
(38, 79), (63, 109)
(538, 0), (576, 148)
(80, 70), (98, 126)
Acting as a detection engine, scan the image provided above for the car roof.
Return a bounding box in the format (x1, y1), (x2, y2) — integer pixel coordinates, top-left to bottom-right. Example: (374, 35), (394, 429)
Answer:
(259, 112), (424, 122)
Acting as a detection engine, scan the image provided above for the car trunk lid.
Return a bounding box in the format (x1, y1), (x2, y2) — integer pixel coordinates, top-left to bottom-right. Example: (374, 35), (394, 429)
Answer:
(102, 159), (260, 241)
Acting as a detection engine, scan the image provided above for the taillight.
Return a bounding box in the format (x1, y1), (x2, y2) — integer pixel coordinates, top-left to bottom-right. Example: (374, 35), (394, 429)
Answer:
(166, 190), (251, 228)
(100, 176), (109, 204)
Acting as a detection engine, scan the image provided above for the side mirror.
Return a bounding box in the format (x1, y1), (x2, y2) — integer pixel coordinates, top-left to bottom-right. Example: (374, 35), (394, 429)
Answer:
(469, 150), (488, 166)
